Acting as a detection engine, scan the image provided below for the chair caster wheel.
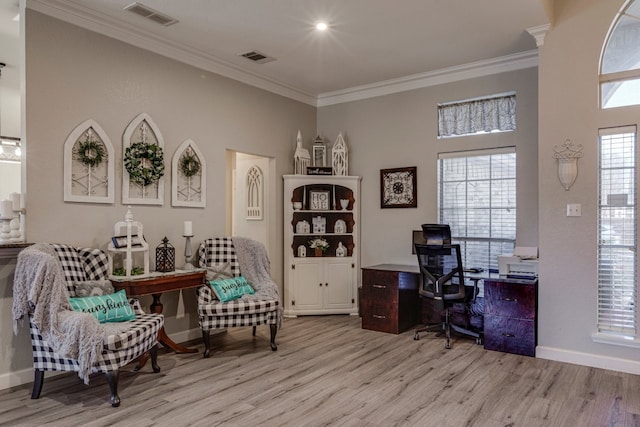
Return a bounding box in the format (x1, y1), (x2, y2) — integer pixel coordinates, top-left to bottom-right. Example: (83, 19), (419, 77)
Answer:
(413, 333), (420, 340)
(476, 338), (483, 345)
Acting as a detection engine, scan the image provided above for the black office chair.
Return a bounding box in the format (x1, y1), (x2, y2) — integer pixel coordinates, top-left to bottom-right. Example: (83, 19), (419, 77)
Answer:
(413, 224), (482, 349)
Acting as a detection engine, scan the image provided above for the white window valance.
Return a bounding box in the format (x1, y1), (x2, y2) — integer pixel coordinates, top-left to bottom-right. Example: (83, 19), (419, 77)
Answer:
(438, 93), (516, 138)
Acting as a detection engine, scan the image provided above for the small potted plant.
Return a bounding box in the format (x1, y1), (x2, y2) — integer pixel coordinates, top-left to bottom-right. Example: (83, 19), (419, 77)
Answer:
(309, 237), (330, 257)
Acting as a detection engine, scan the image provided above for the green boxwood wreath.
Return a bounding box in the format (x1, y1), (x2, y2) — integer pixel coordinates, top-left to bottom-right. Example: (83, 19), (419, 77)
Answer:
(124, 142), (165, 186)
(179, 151), (201, 178)
(76, 138), (106, 168)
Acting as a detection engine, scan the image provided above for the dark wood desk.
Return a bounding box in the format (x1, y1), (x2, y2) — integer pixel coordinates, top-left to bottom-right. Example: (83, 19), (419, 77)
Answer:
(111, 269), (206, 354)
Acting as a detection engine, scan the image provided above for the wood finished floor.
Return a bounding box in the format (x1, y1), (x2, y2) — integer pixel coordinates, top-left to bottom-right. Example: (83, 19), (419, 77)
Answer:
(1, 315), (639, 427)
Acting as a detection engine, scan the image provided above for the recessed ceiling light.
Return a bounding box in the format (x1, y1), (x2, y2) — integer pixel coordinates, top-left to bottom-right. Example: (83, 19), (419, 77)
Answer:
(315, 22), (328, 31)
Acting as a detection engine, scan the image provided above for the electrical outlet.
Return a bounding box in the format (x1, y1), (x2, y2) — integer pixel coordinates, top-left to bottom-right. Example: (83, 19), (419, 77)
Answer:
(567, 203), (582, 217)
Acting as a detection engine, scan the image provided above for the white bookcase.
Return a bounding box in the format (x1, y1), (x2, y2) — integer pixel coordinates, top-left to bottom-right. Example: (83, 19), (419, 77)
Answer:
(283, 175), (361, 317)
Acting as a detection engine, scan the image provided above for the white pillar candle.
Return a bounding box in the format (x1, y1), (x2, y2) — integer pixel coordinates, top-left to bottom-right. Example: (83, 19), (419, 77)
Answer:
(10, 193), (20, 211)
(184, 221), (193, 236)
(0, 200), (12, 218)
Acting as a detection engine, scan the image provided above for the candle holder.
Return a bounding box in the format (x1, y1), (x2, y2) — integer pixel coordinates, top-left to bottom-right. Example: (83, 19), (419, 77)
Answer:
(183, 234), (194, 270)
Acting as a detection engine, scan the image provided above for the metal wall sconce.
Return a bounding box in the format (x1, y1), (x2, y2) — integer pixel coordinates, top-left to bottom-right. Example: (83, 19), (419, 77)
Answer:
(553, 138), (583, 191)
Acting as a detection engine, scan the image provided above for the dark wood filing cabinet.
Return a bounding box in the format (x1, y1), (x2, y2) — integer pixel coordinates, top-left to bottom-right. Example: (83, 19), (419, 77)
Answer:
(361, 264), (420, 334)
(484, 278), (538, 357)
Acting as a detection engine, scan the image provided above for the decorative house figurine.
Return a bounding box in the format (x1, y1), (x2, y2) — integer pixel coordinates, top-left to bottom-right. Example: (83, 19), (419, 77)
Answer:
(155, 236), (175, 272)
(312, 134), (326, 167)
(336, 242), (347, 257)
(107, 206), (150, 278)
(298, 245), (307, 257)
(294, 130), (311, 175)
(296, 220), (310, 234)
(332, 132), (348, 176)
(334, 219), (346, 234)
(312, 216), (326, 233)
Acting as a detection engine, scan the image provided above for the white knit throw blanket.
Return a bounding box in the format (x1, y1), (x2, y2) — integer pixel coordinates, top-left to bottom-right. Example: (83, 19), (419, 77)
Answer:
(12, 244), (112, 384)
(232, 237), (283, 328)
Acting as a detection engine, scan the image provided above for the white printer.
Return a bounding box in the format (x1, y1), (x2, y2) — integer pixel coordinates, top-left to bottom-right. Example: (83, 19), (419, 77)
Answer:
(498, 246), (539, 277)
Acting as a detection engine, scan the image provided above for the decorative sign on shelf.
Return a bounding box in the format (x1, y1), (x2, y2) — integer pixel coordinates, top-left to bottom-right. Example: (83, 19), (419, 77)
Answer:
(307, 167), (333, 176)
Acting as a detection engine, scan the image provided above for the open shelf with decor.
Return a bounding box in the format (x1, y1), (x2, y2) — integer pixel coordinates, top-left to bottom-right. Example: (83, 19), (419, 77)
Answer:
(283, 175), (361, 316)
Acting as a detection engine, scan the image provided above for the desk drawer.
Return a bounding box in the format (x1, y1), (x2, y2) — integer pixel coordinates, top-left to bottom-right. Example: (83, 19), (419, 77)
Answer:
(362, 301), (398, 334)
(484, 315), (535, 357)
(484, 280), (535, 319)
(362, 270), (398, 302)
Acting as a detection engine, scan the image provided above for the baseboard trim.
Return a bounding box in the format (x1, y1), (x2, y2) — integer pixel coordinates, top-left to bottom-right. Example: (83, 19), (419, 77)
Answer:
(0, 368), (65, 392)
(536, 345), (640, 375)
(0, 327), (204, 391)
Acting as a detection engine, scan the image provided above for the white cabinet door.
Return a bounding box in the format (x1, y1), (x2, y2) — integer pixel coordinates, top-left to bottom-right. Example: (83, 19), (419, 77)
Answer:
(291, 261), (323, 311)
(324, 259), (354, 309)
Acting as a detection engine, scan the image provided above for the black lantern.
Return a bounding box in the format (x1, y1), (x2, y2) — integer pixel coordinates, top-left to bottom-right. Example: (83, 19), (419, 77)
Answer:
(155, 237), (175, 272)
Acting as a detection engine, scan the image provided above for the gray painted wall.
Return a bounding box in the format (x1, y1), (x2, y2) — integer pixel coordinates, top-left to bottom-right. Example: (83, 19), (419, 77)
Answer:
(538, 0), (640, 366)
(317, 68), (539, 268)
(0, 10), (316, 387)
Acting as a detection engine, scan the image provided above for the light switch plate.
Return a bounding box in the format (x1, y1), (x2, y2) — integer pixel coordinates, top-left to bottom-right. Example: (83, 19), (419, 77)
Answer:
(567, 203), (582, 217)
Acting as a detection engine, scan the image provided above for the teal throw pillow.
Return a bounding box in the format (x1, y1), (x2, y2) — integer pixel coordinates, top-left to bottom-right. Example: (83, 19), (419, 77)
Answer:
(209, 276), (255, 302)
(69, 289), (136, 323)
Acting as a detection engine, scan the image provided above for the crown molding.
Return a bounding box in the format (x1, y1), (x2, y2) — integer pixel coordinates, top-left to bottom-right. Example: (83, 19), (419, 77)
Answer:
(27, 0), (540, 108)
(526, 24), (551, 47)
(316, 50), (539, 107)
(26, 0), (318, 106)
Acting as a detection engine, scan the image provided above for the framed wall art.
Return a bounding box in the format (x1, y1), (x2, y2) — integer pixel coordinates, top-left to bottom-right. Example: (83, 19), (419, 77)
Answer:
(172, 139), (206, 208)
(63, 119), (115, 204)
(380, 166), (417, 208)
(122, 113), (165, 205)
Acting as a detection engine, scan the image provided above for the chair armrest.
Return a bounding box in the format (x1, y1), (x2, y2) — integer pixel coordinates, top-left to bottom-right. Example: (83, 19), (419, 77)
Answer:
(128, 298), (146, 315)
(197, 284), (219, 306)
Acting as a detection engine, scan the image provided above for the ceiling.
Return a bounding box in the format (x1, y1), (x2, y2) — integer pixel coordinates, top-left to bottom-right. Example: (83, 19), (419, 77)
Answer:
(12, 1), (549, 105)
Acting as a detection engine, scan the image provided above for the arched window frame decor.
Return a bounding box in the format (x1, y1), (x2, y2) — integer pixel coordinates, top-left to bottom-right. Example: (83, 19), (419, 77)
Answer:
(246, 165), (263, 220)
(122, 113), (165, 205)
(171, 139), (206, 208)
(63, 119), (115, 204)
(600, 0), (640, 109)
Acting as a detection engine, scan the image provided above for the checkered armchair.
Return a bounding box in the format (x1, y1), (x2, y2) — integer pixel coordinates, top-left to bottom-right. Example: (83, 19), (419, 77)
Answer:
(197, 238), (280, 358)
(16, 243), (164, 407)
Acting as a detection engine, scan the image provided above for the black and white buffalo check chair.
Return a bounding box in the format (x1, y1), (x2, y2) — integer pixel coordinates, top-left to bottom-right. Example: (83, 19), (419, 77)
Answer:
(12, 243), (163, 407)
(197, 237), (281, 358)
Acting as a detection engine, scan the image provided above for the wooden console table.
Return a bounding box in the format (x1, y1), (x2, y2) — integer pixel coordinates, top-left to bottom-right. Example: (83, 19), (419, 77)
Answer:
(111, 269), (206, 354)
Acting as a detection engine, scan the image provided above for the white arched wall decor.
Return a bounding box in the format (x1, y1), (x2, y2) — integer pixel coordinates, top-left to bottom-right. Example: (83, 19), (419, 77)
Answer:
(172, 139), (206, 208)
(122, 113), (165, 205)
(63, 119), (115, 203)
(246, 165), (263, 220)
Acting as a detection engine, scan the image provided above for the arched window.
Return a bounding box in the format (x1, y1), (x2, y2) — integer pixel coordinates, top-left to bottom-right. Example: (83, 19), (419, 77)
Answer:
(600, 0), (640, 108)
(246, 165), (263, 220)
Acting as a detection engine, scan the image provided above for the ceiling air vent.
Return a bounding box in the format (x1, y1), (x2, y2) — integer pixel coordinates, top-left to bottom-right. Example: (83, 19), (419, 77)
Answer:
(124, 2), (178, 26)
(239, 50), (276, 64)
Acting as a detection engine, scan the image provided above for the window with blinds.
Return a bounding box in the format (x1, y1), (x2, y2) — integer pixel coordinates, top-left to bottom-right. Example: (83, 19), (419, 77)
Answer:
(438, 148), (516, 272)
(598, 127), (637, 337)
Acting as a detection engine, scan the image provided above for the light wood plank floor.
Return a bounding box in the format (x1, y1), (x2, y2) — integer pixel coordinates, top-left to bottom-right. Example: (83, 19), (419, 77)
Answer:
(1, 315), (639, 427)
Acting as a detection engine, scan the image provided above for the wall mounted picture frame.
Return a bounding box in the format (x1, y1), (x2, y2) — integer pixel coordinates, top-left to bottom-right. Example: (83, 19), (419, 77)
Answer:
(380, 166), (417, 208)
